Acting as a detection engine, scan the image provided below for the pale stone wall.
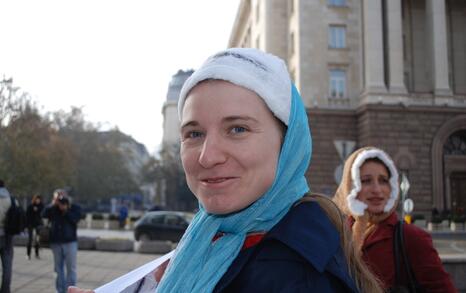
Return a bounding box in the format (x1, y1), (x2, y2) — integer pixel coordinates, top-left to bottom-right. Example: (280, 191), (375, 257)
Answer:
(297, 0), (328, 108)
(229, 0), (252, 48)
(288, 0), (299, 86)
(449, 0), (466, 94)
(225, 0), (466, 213)
(162, 101), (179, 145)
(251, 0), (264, 50)
(410, 0), (431, 93)
(264, 0), (288, 60)
(229, 0), (466, 104)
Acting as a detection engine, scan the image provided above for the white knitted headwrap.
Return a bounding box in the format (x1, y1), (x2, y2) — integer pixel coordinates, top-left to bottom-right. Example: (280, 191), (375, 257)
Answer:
(347, 149), (399, 216)
(177, 48), (292, 125)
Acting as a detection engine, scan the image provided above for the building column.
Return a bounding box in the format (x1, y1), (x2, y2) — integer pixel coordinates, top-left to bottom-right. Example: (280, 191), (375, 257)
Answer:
(426, 0), (452, 96)
(363, 0), (387, 93)
(386, 0), (407, 94)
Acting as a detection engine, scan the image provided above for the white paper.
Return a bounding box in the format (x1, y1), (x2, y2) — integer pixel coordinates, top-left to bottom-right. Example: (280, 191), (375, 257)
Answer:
(95, 250), (174, 293)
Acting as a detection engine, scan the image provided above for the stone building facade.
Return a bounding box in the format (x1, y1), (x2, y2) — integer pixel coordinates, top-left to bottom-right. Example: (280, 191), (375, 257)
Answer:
(162, 69), (194, 148)
(229, 0), (466, 217)
(159, 69), (197, 211)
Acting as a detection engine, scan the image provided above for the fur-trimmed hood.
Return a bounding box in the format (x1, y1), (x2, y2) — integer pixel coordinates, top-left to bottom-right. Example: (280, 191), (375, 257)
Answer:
(334, 147), (399, 218)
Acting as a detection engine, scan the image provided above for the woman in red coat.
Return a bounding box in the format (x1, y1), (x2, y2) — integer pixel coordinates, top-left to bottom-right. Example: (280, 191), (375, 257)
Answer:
(334, 146), (456, 292)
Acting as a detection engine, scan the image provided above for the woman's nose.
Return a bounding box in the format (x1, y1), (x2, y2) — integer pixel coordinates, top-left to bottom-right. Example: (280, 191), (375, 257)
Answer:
(372, 182), (382, 193)
(198, 136), (227, 168)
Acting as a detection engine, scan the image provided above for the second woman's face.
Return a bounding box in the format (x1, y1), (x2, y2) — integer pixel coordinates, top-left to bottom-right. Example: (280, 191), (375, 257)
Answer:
(180, 80), (283, 215)
(357, 161), (391, 214)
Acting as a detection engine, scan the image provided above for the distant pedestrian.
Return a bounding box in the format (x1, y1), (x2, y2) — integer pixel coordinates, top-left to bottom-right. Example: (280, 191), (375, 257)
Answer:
(26, 194), (44, 260)
(118, 204), (128, 229)
(0, 180), (13, 293)
(42, 189), (82, 293)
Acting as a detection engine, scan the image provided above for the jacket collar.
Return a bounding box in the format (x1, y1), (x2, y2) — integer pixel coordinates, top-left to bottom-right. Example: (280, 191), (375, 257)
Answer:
(214, 200), (358, 293)
(269, 201), (358, 292)
(266, 200), (340, 272)
(362, 212), (398, 250)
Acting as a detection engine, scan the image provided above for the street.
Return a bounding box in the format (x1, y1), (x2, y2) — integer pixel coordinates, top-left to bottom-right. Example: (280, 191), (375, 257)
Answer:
(11, 247), (161, 293)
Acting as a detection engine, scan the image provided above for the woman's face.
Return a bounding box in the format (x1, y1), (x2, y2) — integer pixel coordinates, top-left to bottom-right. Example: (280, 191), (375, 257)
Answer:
(180, 80), (283, 215)
(356, 160), (391, 214)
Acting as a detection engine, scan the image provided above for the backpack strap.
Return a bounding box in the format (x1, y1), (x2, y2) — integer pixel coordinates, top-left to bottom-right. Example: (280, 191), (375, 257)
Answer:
(393, 221), (402, 287)
(9, 195), (16, 209)
(394, 221), (422, 292)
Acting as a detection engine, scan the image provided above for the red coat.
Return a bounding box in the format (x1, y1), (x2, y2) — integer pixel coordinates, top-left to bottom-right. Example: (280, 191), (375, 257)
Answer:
(360, 212), (456, 292)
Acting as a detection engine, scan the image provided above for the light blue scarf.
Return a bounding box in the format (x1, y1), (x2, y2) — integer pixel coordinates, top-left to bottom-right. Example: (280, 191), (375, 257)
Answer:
(157, 84), (312, 292)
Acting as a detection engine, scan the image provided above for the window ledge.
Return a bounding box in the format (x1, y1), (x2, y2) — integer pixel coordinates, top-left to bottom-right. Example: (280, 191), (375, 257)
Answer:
(328, 46), (350, 51)
(327, 4), (349, 9)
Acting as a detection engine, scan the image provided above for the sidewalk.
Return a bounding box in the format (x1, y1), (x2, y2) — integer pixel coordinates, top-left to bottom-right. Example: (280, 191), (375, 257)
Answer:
(11, 247), (161, 293)
(10, 229), (466, 293)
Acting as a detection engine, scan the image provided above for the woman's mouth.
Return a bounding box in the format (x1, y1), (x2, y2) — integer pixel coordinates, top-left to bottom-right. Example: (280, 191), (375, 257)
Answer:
(203, 177), (228, 183)
(367, 197), (385, 204)
(200, 176), (238, 186)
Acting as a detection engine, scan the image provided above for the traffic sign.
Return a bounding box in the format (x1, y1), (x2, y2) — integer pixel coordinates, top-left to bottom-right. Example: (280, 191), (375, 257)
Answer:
(334, 140), (356, 161)
(403, 198), (414, 214)
(334, 164), (343, 184)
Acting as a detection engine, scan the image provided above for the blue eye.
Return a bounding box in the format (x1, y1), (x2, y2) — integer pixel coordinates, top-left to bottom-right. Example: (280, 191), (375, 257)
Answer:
(189, 131), (203, 138)
(231, 126), (246, 134)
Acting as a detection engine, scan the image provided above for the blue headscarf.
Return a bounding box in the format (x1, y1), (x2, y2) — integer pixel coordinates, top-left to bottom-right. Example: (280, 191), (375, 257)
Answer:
(157, 83), (312, 292)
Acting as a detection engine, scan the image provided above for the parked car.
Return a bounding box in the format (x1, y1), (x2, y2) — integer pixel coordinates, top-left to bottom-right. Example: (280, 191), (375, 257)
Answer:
(133, 211), (194, 242)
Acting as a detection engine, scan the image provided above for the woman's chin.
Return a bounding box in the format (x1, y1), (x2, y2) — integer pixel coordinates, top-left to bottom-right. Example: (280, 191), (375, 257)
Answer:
(367, 206), (385, 215)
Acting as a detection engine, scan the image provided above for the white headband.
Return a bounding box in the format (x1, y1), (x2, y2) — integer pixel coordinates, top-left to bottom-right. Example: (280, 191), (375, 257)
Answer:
(347, 149), (399, 216)
(177, 48), (292, 125)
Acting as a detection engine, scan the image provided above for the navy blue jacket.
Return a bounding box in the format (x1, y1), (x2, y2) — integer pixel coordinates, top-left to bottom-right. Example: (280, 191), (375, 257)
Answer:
(42, 204), (81, 244)
(214, 201), (359, 293)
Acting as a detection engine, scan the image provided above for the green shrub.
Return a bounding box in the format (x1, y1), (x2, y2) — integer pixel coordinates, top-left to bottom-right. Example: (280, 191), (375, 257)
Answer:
(130, 215), (140, 222)
(431, 215), (443, 224)
(452, 214), (466, 223)
(411, 214), (425, 222)
(108, 214), (119, 221)
(92, 213), (104, 220)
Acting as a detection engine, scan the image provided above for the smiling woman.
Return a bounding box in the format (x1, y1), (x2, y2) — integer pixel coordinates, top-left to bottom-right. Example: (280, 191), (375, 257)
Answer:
(153, 48), (379, 293)
(333, 147), (456, 292)
(180, 80), (283, 215)
(70, 48), (381, 293)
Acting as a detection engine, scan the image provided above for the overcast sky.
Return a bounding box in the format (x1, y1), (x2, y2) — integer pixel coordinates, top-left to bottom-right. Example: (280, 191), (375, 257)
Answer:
(0, 0), (240, 154)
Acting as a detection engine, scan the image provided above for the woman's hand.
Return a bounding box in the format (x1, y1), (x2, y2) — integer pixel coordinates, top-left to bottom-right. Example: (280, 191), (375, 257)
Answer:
(154, 259), (170, 282)
(67, 286), (94, 293)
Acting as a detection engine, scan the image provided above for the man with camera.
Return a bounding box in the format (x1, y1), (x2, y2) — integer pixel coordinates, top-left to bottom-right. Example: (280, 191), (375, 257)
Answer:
(42, 189), (82, 293)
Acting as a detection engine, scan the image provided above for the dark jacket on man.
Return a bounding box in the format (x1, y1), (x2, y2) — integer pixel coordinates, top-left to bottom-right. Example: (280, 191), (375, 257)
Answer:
(42, 204), (81, 243)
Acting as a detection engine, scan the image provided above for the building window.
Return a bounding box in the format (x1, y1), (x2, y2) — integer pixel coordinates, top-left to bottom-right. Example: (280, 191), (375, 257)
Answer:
(328, 0), (346, 6)
(255, 35), (261, 49)
(329, 69), (346, 98)
(290, 0), (294, 14)
(444, 130), (466, 155)
(329, 25), (346, 48)
(290, 32), (295, 56)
